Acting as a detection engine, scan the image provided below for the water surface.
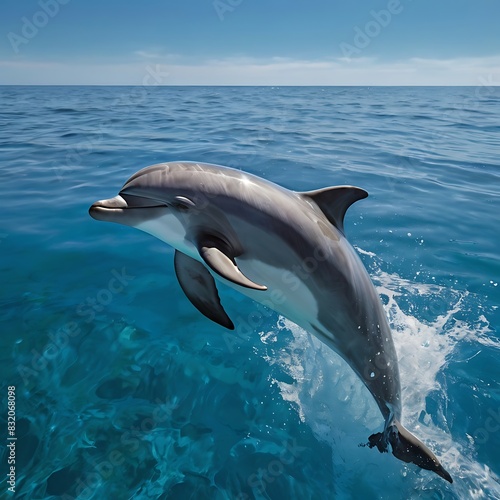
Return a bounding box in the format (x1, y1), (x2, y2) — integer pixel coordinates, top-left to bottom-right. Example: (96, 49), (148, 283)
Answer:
(0, 86), (499, 499)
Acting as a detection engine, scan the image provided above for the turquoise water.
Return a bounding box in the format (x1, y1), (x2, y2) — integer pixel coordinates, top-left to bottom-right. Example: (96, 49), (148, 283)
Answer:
(1, 86), (499, 499)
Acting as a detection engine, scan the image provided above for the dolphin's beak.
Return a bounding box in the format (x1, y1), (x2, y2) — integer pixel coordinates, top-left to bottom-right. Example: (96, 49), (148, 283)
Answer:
(89, 195), (129, 221)
(89, 194), (168, 223)
(89, 195), (128, 221)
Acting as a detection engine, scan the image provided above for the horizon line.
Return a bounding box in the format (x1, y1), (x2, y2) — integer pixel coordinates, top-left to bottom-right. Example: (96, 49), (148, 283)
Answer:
(1, 84), (496, 87)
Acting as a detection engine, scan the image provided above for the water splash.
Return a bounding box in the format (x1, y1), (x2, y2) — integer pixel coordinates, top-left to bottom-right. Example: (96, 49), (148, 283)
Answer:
(270, 253), (499, 498)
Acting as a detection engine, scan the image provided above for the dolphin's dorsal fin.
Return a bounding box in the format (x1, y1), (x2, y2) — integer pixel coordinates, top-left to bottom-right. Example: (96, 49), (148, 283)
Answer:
(197, 235), (267, 291)
(174, 250), (234, 330)
(300, 186), (368, 234)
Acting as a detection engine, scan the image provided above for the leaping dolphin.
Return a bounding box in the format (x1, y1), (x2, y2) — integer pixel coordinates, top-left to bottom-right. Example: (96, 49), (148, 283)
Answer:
(89, 161), (452, 483)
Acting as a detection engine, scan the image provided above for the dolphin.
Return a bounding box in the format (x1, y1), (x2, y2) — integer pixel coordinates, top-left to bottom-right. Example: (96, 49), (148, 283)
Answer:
(89, 161), (452, 483)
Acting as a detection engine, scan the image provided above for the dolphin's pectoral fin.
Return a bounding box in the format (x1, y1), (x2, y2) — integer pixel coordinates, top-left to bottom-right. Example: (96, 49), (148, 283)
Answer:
(197, 236), (267, 291)
(300, 186), (368, 234)
(369, 420), (453, 483)
(174, 250), (234, 330)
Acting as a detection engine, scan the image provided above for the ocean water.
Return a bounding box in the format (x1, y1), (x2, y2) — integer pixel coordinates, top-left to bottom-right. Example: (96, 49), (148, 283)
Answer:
(0, 85), (499, 499)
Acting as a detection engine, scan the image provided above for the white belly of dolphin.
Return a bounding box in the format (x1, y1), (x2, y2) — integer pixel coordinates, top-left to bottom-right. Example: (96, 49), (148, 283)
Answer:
(230, 259), (319, 329)
(136, 214), (197, 258)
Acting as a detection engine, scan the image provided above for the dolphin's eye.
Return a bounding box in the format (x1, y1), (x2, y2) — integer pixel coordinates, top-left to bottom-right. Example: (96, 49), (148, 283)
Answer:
(173, 196), (195, 211)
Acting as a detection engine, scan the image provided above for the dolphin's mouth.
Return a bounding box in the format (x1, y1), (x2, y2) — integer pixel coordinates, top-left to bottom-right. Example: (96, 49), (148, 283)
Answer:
(89, 194), (167, 221)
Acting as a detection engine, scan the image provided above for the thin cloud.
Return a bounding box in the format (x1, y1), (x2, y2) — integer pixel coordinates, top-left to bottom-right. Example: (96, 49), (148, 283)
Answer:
(159, 56), (500, 86)
(133, 50), (162, 59)
(1, 56), (499, 86)
(133, 50), (182, 62)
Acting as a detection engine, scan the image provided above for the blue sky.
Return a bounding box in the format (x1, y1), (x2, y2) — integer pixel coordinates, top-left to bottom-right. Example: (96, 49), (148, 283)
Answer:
(1, 0), (499, 85)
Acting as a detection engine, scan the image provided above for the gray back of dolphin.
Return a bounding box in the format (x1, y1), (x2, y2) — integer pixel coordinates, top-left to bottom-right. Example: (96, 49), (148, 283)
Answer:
(89, 161), (452, 483)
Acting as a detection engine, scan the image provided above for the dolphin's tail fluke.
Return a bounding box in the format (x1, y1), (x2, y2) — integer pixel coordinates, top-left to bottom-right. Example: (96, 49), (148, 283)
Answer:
(368, 420), (453, 483)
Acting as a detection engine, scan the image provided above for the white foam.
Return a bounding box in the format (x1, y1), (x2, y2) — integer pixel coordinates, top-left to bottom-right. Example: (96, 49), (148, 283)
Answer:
(354, 245), (376, 258)
(268, 260), (500, 496)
